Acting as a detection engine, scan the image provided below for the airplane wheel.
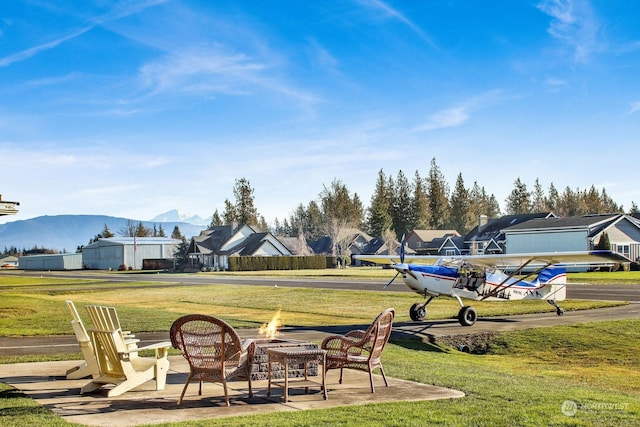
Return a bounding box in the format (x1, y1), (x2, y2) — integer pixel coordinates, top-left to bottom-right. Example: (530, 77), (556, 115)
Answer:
(409, 303), (426, 321)
(458, 306), (477, 326)
(556, 308), (564, 316)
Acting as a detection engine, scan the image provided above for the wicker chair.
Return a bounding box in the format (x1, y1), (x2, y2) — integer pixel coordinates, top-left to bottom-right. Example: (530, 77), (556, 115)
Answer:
(170, 314), (255, 406)
(321, 308), (395, 393)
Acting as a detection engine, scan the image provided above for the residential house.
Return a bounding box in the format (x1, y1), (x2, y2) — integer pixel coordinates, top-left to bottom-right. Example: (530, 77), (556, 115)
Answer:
(354, 236), (416, 265)
(464, 213), (556, 255)
(405, 229), (461, 253)
(308, 229), (373, 267)
(504, 214), (640, 261)
(419, 235), (466, 256)
(185, 224), (292, 270)
(308, 229), (372, 256)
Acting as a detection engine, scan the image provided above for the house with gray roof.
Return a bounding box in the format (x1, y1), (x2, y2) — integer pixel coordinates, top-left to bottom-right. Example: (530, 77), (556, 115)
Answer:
(185, 224), (292, 270)
(504, 213), (640, 261)
(405, 229), (461, 253)
(419, 235), (466, 256)
(464, 213), (556, 255)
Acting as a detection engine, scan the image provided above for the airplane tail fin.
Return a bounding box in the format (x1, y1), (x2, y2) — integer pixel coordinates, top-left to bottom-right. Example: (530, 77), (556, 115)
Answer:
(536, 266), (567, 284)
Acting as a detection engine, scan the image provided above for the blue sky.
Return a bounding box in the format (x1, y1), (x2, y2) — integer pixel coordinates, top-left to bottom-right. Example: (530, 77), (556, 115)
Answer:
(1, 0), (639, 226)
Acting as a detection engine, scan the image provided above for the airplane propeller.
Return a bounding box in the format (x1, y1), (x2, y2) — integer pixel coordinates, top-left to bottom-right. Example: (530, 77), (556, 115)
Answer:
(383, 234), (406, 289)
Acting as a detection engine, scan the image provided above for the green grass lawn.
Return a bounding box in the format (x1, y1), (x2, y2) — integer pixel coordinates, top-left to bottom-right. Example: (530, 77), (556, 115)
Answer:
(0, 271), (638, 426)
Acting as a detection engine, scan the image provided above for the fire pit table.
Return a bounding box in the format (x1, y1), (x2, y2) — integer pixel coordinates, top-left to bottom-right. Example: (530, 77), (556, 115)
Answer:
(267, 347), (328, 402)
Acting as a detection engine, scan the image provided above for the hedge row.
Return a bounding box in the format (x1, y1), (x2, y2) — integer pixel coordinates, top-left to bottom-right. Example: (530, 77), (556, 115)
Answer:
(227, 255), (335, 271)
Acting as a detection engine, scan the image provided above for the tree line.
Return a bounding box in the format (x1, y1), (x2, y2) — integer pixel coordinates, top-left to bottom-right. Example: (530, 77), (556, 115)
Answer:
(212, 159), (638, 245)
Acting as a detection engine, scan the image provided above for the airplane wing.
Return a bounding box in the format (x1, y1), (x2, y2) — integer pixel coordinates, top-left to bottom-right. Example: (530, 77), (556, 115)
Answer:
(355, 250), (629, 268)
(355, 254), (440, 265)
(460, 250), (630, 268)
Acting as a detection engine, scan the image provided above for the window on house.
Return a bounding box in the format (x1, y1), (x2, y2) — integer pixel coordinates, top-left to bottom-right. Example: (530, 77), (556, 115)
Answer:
(615, 244), (630, 258)
(445, 249), (456, 256)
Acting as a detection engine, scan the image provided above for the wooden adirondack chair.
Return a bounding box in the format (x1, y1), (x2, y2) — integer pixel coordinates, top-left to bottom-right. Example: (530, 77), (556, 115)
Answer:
(65, 300), (99, 380)
(85, 305), (139, 344)
(321, 308), (395, 393)
(80, 309), (171, 397)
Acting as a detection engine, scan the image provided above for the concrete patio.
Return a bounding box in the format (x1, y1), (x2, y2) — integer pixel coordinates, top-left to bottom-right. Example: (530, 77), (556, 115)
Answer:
(0, 356), (464, 426)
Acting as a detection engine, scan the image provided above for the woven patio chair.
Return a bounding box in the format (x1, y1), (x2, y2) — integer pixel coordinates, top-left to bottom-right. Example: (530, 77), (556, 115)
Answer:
(170, 314), (256, 406)
(321, 308), (395, 393)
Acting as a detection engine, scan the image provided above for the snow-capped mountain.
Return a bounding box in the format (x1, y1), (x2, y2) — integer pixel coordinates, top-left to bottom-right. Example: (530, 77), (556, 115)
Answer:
(150, 210), (209, 226)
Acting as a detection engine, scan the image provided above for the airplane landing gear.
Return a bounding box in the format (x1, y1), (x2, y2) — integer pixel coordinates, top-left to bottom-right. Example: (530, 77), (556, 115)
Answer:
(453, 295), (477, 326)
(409, 303), (426, 321)
(548, 300), (564, 316)
(458, 306), (477, 326)
(409, 296), (435, 322)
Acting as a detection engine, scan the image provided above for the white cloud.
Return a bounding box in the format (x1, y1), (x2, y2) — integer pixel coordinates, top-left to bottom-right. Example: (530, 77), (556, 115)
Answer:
(630, 101), (640, 114)
(0, 1), (168, 68)
(412, 107), (470, 132)
(537, 0), (602, 63)
(356, 0), (436, 47)
(544, 77), (568, 92)
(307, 39), (340, 76)
(0, 26), (93, 68)
(412, 90), (505, 132)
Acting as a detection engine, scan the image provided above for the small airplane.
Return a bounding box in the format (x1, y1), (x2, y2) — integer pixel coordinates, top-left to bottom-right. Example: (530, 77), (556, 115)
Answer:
(355, 246), (629, 326)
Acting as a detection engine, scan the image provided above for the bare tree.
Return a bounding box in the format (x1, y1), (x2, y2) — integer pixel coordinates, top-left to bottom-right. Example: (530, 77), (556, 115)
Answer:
(325, 217), (357, 267)
(381, 228), (399, 256)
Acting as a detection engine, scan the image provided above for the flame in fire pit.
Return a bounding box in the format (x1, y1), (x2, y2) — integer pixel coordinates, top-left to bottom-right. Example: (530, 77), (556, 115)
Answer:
(259, 309), (283, 339)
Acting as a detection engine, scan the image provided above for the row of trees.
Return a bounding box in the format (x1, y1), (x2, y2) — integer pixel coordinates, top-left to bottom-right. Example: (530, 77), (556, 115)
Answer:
(208, 159), (637, 245)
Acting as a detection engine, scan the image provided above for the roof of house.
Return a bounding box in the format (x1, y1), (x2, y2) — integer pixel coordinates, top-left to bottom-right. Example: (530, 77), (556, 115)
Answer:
(188, 224), (292, 257)
(503, 214), (626, 238)
(409, 229), (461, 242)
(188, 225), (236, 254)
(422, 235), (465, 252)
(278, 236), (312, 256)
(464, 212), (554, 242)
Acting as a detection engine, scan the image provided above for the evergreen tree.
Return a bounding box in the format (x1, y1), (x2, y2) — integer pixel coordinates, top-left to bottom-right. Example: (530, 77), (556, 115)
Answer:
(102, 224), (114, 238)
(547, 182), (559, 213)
(485, 193), (501, 218)
(209, 209), (223, 228)
(222, 199), (236, 224)
(532, 178), (547, 212)
(157, 223), (166, 237)
(257, 215), (268, 231)
(366, 169), (393, 237)
(171, 225), (184, 240)
(135, 221), (151, 237)
(427, 158), (450, 229)
(449, 173), (474, 234)
(233, 177), (259, 225)
(505, 177), (532, 214)
(390, 170), (412, 237)
(319, 179), (363, 226)
(630, 201), (639, 214)
(410, 170), (431, 230)
(595, 232), (611, 250)
(306, 200), (324, 240)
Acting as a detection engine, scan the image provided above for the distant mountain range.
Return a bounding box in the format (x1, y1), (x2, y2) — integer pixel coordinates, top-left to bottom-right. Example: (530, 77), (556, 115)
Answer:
(0, 213), (207, 252)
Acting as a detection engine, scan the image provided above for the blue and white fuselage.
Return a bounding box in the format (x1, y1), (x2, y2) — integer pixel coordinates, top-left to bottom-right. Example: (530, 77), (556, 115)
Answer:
(400, 263), (567, 302)
(356, 250), (627, 326)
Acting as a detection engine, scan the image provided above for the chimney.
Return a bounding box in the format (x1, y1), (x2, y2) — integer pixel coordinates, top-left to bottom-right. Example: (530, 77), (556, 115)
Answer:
(478, 214), (488, 230)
